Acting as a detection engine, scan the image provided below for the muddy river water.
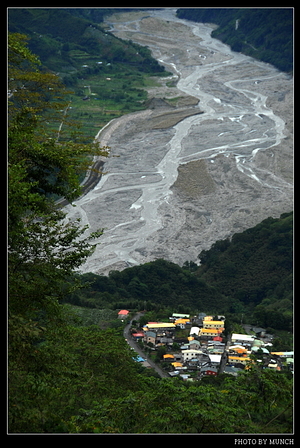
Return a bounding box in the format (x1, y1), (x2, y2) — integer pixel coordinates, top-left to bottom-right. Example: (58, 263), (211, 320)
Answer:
(63, 9), (293, 274)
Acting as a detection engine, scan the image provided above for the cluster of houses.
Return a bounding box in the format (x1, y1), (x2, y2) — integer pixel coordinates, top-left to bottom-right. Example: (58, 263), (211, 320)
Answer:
(128, 312), (294, 380)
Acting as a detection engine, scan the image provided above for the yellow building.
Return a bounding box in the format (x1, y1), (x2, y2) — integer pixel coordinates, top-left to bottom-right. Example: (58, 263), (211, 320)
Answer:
(203, 320), (224, 330)
(171, 362), (183, 368)
(200, 328), (222, 337)
(143, 323), (176, 331)
(174, 318), (190, 325)
(228, 356), (252, 365)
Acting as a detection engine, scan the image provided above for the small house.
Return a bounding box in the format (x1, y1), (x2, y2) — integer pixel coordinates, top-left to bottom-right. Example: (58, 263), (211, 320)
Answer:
(182, 349), (203, 362)
(190, 326), (200, 336)
(228, 355), (252, 366)
(118, 309), (129, 319)
(188, 340), (201, 350)
(213, 336), (223, 342)
(171, 362), (183, 369)
(163, 354), (175, 362)
(144, 331), (156, 345)
(132, 332), (145, 340)
(201, 366), (218, 376)
(174, 318), (190, 329)
(208, 354), (222, 367)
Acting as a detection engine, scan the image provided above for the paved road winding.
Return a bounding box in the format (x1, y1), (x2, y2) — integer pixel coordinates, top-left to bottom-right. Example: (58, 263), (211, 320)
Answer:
(123, 312), (169, 378)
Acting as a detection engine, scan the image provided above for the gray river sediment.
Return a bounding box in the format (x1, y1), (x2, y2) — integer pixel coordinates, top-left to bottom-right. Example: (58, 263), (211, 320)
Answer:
(63, 9), (293, 274)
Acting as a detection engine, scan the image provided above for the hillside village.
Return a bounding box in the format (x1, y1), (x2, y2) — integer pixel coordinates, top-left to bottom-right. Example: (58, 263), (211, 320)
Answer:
(122, 311), (294, 380)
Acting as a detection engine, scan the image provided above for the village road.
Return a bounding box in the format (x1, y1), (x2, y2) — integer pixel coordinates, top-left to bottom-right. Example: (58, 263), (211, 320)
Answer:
(123, 312), (169, 378)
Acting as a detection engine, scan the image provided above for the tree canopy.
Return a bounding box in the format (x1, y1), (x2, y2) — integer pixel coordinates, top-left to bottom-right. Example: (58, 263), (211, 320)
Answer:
(176, 8), (293, 73)
(8, 33), (108, 431)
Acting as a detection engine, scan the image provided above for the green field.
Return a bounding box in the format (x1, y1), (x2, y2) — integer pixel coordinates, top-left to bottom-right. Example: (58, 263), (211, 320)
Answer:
(8, 8), (171, 143)
(66, 68), (161, 142)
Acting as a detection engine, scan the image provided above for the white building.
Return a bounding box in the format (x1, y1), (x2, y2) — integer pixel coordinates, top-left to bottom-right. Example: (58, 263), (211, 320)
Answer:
(231, 333), (255, 346)
(190, 326), (200, 336)
(182, 349), (203, 362)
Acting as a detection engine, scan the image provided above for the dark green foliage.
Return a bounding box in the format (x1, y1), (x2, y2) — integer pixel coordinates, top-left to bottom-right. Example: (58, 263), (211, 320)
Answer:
(64, 212), (293, 342)
(197, 212), (293, 330)
(65, 259), (229, 314)
(8, 9), (165, 74)
(176, 8), (293, 72)
(8, 9), (167, 141)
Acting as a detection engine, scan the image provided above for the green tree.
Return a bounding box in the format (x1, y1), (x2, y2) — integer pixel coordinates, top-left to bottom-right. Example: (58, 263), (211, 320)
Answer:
(8, 33), (108, 432)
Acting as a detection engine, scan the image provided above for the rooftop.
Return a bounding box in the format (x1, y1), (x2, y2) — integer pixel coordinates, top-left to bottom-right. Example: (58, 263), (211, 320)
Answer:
(118, 309), (129, 315)
(204, 320), (224, 325)
(145, 323), (176, 329)
(232, 333), (254, 341)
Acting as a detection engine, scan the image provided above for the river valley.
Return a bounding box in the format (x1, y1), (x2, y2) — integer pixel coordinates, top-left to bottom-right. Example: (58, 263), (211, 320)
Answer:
(63, 9), (293, 275)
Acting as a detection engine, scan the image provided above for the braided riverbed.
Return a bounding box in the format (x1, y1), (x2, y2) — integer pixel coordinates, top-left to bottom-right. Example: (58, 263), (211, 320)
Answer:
(63, 9), (293, 275)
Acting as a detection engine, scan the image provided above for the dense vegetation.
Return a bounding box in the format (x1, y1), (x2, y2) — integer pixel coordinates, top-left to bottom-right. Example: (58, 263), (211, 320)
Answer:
(176, 8), (293, 73)
(66, 213), (293, 335)
(8, 8), (168, 141)
(8, 30), (293, 435)
(8, 8), (164, 74)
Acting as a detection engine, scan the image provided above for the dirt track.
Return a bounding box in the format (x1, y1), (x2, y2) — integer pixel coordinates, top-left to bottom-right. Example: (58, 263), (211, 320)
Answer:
(63, 9), (293, 275)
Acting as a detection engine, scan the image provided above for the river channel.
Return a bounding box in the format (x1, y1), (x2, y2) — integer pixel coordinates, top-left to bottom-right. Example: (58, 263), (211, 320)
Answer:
(63, 9), (293, 275)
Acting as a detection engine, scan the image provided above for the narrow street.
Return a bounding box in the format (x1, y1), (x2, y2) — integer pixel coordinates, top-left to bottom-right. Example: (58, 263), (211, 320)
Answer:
(123, 312), (169, 378)
(219, 334), (231, 374)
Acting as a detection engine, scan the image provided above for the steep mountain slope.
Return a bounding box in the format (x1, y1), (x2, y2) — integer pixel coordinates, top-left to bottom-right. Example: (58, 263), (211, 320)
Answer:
(8, 8), (164, 74)
(65, 212), (293, 332)
(176, 8), (293, 72)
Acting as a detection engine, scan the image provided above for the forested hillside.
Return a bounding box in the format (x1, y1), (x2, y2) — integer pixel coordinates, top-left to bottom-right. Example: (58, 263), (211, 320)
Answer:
(8, 8), (167, 141)
(66, 212), (293, 334)
(8, 8), (163, 74)
(176, 8), (293, 73)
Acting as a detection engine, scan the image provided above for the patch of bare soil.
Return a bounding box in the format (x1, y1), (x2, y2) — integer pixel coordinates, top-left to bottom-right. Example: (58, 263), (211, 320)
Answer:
(172, 160), (216, 198)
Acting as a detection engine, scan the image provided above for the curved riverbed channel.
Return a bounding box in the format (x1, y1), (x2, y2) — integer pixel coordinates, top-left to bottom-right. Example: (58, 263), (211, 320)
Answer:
(63, 9), (293, 275)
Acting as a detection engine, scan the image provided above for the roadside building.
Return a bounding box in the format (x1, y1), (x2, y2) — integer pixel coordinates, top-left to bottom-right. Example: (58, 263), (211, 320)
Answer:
(118, 309), (129, 319)
(208, 354), (222, 367)
(132, 331), (145, 340)
(144, 331), (156, 345)
(143, 323), (176, 332)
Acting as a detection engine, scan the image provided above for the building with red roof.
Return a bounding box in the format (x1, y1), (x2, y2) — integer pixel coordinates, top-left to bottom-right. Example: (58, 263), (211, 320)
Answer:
(118, 309), (129, 319)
